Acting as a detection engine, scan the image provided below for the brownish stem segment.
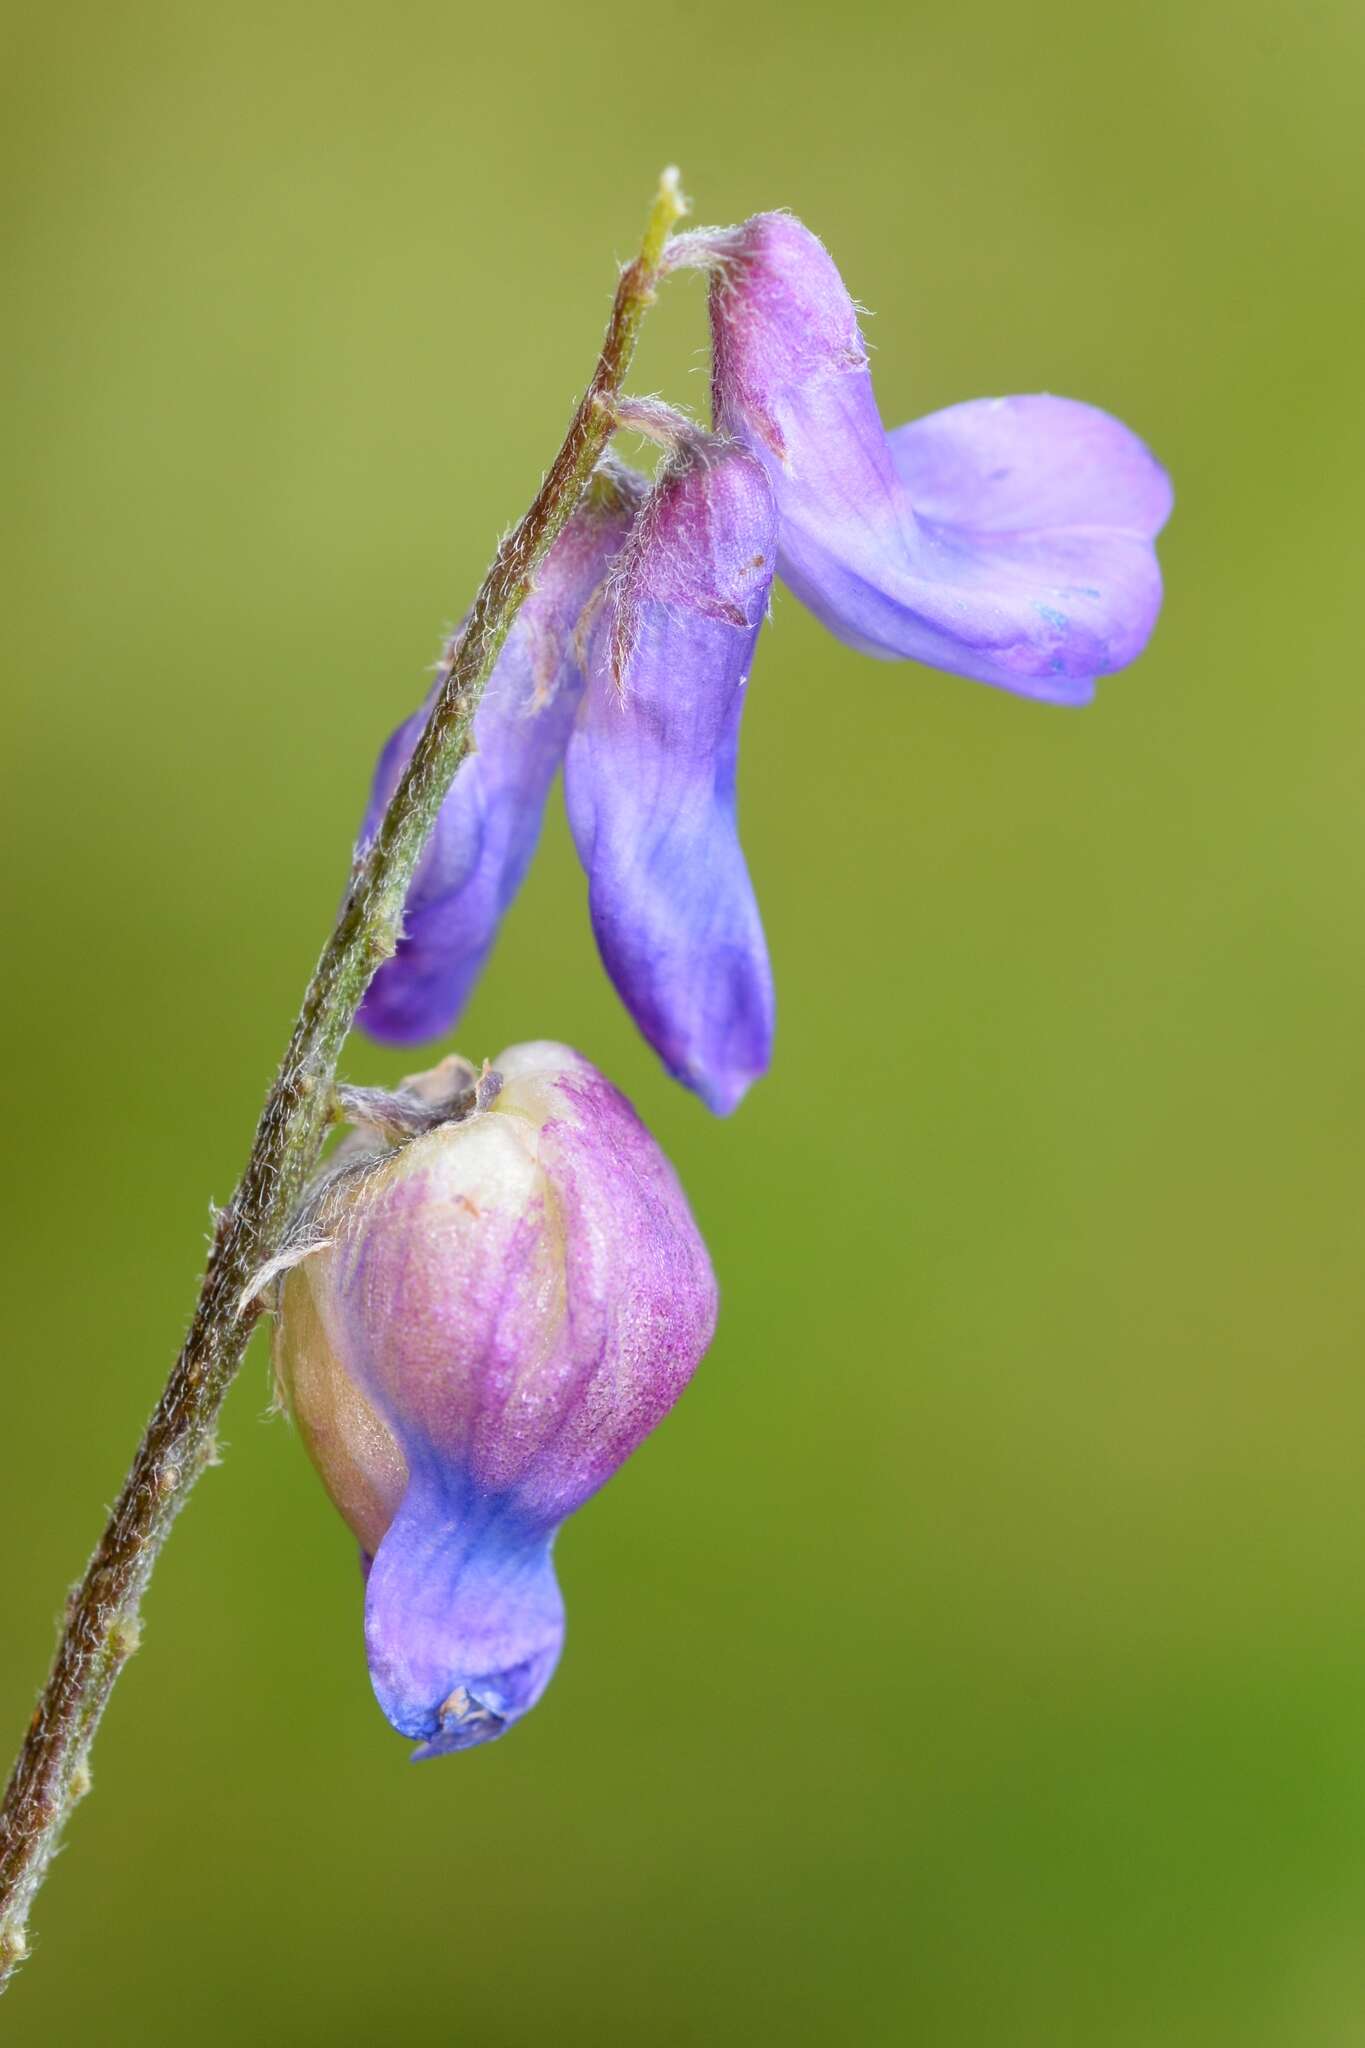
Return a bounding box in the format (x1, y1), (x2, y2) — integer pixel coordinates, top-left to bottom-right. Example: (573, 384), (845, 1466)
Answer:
(0, 165), (687, 1990)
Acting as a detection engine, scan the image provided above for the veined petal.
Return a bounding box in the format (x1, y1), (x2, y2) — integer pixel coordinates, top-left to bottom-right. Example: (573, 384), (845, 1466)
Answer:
(889, 393), (1173, 536)
(705, 212), (1172, 703)
(364, 1470), (564, 1756)
(874, 395), (1172, 699)
(498, 1047), (721, 1519)
(564, 441), (777, 1115)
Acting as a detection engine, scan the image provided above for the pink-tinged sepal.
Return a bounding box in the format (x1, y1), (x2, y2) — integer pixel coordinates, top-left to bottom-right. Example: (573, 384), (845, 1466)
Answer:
(698, 211), (1171, 702)
(564, 438), (778, 1115)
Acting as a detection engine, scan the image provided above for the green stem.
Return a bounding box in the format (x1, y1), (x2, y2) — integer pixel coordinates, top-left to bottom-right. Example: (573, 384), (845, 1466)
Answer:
(0, 164), (687, 1990)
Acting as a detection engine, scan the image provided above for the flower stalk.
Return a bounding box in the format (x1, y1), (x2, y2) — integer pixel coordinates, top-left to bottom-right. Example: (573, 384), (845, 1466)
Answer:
(0, 164), (688, 1990)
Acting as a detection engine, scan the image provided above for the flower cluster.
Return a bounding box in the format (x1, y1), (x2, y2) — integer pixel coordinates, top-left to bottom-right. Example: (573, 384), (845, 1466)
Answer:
(276, 204), (1174, 1765)
(357, 211), (1171, 1117)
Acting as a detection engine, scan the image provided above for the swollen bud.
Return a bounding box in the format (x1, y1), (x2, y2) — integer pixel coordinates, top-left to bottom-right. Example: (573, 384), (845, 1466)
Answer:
(273, 1043), (716, 1757)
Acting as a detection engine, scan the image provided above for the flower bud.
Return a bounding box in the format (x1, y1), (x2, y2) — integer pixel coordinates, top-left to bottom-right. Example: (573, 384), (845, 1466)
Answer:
(358, 465), (646, 1046)
(274, 1043), (716, 1757)
(563, 435), (777, 1116)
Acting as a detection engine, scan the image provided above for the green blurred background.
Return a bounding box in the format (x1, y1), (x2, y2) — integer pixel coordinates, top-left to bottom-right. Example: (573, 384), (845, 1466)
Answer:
(2, 0), (1363, 2040)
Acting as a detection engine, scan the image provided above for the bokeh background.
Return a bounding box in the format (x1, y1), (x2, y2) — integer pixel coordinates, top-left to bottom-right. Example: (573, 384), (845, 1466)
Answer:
(3, 1), (1363, 2040)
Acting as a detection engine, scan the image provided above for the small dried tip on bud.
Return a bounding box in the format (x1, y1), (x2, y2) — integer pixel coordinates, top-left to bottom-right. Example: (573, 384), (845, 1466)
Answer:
(416, 1683), (504, 1760)
(274, 1043), (716, 1757)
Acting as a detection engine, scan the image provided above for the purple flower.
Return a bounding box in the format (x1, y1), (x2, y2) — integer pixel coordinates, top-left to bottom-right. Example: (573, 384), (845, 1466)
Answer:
(273, 1043), (717, 1757)
(358, 468), (645, 1045)
(564, 435), (777, 1115)
(355, 214), (1173, 1117)
(678, 211), (1172, 704)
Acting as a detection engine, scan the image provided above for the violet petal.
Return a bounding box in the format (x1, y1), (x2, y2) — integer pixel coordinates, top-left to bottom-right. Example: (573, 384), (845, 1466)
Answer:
(358, 475), (644, 1045)
(564, 442), (777, 1115)
(706, 212), (1171, 703)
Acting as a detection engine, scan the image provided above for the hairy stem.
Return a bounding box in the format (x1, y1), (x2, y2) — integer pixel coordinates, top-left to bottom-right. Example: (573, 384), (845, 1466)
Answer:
(0, 164), (687, 1989)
